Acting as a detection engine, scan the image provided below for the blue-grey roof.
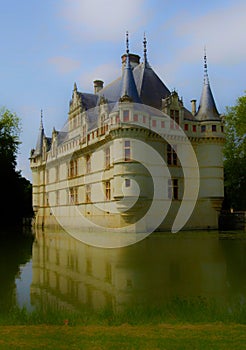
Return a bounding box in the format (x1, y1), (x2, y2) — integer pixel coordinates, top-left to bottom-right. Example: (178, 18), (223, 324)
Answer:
(120, 55), (142, 102)
(97, 59), (170, 110)
(34, 120), (44, 155)
(133, 61), (170, 109)
(86, 106), (100, 131)
(97, 77), (121, 103)
(195, 82), (220, 121)
(78, 92), (99, 110)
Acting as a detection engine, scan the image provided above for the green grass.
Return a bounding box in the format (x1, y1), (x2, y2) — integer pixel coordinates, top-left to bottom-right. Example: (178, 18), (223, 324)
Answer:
(1, 298), (246, 349)
(0, 324), (246, 350)
(1, 297), (246, 326)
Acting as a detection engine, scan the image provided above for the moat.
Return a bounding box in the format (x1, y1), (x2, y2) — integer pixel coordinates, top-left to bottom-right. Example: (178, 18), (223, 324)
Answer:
(1, 228), (246, 318)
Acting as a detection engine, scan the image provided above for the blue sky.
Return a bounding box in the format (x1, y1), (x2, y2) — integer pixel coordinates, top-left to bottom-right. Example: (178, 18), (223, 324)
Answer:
(0, 0), (245, 180)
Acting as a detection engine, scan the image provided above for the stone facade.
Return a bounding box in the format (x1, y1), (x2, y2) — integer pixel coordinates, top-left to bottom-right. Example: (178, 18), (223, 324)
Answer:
(30, 39), (225, 233)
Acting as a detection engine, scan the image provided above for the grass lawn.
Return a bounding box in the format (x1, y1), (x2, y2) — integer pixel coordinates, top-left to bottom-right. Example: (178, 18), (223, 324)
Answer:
(0, 323), (246, 350)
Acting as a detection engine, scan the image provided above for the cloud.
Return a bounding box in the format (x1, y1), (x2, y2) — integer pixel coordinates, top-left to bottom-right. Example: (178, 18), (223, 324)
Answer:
(49, 56), (81, 74)
(173, 1), (246, 65)
(59, 0), (148, 41)
(77, 62), (120, 92)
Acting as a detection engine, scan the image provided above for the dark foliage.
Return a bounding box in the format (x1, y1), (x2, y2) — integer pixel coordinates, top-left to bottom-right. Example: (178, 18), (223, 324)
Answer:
(0, 108), (33, 227)
(223, 93), (246, 210)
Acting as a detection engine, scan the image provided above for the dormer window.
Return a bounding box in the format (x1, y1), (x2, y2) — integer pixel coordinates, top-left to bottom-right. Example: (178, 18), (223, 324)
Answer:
(170, 110), (179, 129)
(123, 110), (129, 122)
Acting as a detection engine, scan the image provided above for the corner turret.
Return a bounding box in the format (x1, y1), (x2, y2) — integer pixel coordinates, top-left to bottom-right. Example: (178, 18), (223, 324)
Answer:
(120, 32), (141, 103)
(195, 50), (220, 121)
(34, 110), (45, 156)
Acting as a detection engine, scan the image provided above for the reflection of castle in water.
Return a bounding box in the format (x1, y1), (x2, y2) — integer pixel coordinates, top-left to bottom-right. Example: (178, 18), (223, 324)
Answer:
(31, 230), (228, 312)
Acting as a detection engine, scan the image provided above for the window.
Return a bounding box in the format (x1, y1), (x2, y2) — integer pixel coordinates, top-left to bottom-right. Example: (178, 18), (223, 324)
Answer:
(168, 179), (178, 200)
(85, 184), (91, 203)
(167, 144), (177, 166)
(56, 191), (59, 206)
(56, 166), (59, 182)
(212, 125), (217, 132)
(105, 147), (110, 169)
(161, 121), (165, 128)
(192, 125), (197, 132)
(73, 188), (78, 204)
(86, 154), (91, 173)
(152, 119), (157, 127)
(100, 114), (105, 126)
(123, 110), (129, 122)
(46, 169), (49, 184)
(69, 187), (78, 204)
(184, 124), (188, 131)
(133, 114), (138, 122)
(73, 117), (77, 129)
(221, 125), (224, 133)
(125, 179), (131, 187)
(74, 159), (78, 176)
(170, 110), (179, 129)
(68, 159), (78, 178)
(143, 116), (146, 123)
(105, 181), (111, 201)
(82, 124), (86, 142)
(124, 140), (131, 161)
(201, 125), (206, 132)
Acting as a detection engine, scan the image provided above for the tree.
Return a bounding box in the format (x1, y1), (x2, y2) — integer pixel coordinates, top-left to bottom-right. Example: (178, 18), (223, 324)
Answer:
(0, 107), (33, 227)
(223, 93), (246, 210)
(0, 107), (21, 169)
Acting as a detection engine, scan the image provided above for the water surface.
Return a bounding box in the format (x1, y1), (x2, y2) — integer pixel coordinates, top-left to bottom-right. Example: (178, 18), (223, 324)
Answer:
(1, 228), (246, 315)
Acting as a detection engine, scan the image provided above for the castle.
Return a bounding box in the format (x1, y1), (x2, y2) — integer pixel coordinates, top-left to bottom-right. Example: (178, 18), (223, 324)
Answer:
(30, 34), (225, 234)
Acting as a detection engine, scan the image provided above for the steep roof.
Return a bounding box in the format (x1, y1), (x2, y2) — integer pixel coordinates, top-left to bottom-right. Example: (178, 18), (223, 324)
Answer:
(78, 92), (99, 110)
(98, 35), (170, 109)
(195, 83), (220, 121)
(133, 61), (170, 109)
(34, 112), (45, 156)
(195, 52), (220, 121)
(97, 59), (170, 110)
(120, 53), (142, 103)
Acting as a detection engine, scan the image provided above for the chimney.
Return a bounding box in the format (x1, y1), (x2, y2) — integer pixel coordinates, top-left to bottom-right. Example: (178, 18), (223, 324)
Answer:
(121, 53), (140, 70)
(191, 99), (197, 115)
(94, 80), (104, 93)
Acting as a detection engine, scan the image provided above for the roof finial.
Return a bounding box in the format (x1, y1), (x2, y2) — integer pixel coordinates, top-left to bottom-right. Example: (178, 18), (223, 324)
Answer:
(126, 31), (129, 55)
(204, 46), (209, 85)
(40, 109), (44, 129)
(143, 33), (147, 63)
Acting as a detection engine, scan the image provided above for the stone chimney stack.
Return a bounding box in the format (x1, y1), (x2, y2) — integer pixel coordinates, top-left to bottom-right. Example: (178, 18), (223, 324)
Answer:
(93, 80), (104, 93)
(121, 53), (140, 70)
(191, 99), (197, 116)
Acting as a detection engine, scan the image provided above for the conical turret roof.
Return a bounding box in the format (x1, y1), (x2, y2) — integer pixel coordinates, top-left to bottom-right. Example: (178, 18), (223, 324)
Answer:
(119, 32), (141, 103)
(196, 51), (220, 121)
(34, 111), (45, 155)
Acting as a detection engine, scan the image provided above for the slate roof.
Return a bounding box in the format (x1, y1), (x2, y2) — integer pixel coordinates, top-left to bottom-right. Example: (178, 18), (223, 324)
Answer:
(120, 54), (142, 103)
(34, 118), (44, 155)
(195, 82), (220, 121)
(77, 92), (99, 111)
(133, 61), (170, 109)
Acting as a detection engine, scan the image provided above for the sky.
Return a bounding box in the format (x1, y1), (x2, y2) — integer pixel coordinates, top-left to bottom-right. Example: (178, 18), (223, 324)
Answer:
(0, 0), (245, 180)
